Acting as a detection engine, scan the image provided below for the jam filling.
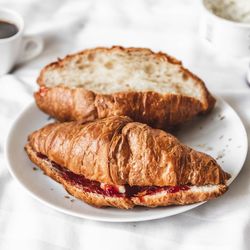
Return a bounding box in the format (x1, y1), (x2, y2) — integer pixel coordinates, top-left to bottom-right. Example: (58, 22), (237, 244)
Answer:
(36, 152), (190, 198)
(38, 86), (48, 96)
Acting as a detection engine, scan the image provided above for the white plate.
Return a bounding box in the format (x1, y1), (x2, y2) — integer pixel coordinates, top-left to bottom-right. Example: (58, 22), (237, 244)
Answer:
(5, 98), (248, 222)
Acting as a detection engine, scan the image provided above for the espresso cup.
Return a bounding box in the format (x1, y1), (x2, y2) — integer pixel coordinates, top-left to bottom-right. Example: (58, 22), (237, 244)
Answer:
(0, 8), (43, 75)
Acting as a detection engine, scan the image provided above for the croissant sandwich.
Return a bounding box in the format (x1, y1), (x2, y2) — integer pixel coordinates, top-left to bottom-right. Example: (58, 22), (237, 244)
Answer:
(25, 116), (230, 209)
(35, 46), (215, 130)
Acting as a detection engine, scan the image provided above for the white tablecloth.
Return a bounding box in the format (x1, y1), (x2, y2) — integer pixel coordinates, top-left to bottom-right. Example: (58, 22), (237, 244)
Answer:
(0, 0), (250, 249)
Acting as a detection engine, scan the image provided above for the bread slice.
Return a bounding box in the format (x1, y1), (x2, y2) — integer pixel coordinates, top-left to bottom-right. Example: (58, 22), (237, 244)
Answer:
(25, 144), (228, 209)
(35, 46), (215, 130)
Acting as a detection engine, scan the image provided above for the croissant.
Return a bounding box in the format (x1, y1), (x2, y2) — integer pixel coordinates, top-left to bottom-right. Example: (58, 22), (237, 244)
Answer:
(35, 46), (215, 130)
(25, 116), (230, 209)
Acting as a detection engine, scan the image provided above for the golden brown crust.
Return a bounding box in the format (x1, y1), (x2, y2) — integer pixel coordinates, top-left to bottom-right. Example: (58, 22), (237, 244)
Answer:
(25, 143), (228, 209)
(35, 87), (205, 130)
(35, 46), (216, 130)
(26, 116), (230, 187)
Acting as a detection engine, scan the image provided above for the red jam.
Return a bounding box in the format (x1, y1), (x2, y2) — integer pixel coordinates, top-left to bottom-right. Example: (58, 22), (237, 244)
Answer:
(125, 185), (190, 197)
(38, 86), (48, 96)
(37, 153), (123, 197)
(36, 153), (190, 198)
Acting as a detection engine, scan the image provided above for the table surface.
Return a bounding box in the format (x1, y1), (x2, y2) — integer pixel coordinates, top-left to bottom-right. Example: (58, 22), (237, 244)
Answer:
(0, 0), (250, 249)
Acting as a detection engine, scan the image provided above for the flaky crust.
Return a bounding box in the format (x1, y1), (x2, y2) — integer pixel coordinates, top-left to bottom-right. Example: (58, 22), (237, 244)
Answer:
(26, 116), (230, 187)
(35, 87), (206, 130)
(35, 46), (216, 130)
(25, 144), (228, 209)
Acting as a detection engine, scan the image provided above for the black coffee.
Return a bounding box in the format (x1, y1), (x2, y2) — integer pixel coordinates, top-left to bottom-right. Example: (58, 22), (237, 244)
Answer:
(0, 20), (18, 39)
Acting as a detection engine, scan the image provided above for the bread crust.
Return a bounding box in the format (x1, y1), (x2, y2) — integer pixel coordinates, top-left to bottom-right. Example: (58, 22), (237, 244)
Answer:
(35, 87), (206, 130)
(25, 144), (228, 209)
(26, 116), (230, 187)
(35, 46), (216, 130)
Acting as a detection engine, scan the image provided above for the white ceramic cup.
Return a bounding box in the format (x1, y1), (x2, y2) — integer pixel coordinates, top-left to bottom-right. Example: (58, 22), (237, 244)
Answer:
(0, 8), (43, 75)
(199, 0), (250, 58)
